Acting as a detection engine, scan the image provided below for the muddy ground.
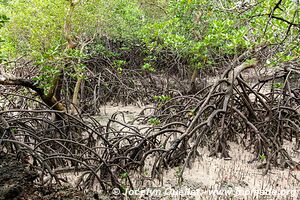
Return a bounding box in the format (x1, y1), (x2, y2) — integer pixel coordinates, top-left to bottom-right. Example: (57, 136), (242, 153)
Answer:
(1, 104), (300, 200)
(0, 152), (101, 200)
(1, 67), (300, 200)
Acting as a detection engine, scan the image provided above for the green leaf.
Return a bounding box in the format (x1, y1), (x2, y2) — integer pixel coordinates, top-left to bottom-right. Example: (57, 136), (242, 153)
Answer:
(259, 154), (266, 161)
(120, 172), (128, 179)
(148, 117), (161, 126)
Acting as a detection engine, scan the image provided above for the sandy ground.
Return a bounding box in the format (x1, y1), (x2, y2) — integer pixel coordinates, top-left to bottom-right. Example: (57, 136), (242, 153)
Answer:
(79, 104), (300, 200)
(147, 144), (300, 200)
(65, 67), (300, 199)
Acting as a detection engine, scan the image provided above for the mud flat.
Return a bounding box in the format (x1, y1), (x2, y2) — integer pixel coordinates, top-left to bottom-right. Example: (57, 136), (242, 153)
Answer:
(82, 105), (300, 199)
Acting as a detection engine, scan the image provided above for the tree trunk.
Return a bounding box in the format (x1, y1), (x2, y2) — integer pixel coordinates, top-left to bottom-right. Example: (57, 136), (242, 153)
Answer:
(0, 75), (66, 112)
(64, 0), (83, 115)
(188, 68), (198, 94)
(71, 77), (82, 114)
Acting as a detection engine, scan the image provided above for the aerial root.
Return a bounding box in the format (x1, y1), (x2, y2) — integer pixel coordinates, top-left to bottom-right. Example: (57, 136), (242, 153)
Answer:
(0, 63), (299, 193)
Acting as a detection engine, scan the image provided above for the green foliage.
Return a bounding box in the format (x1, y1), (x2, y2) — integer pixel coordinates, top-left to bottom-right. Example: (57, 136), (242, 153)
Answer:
(120, 171), (129, 179)
(32, 65), (61, 92)
(113, 60), (126, 74)
(148, 117), (161, 126)
(0, 14), (9, 28)
(103, 0), (143, 40)
(245, 58), (257, 66)
(0, 0), (65, 59)
(174, 166), (182, 178)
(1, 0), (300, 94)
(142, 63), (156, 72)
(0, 0), (9, 62)
(113, 60), (126, 67)
(2, 0), (299, 65)
(139, 0), (300, 69)
(272, 82), (284, 89)
(153, 95), (171, 102)
(259, 153), (266, 162)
